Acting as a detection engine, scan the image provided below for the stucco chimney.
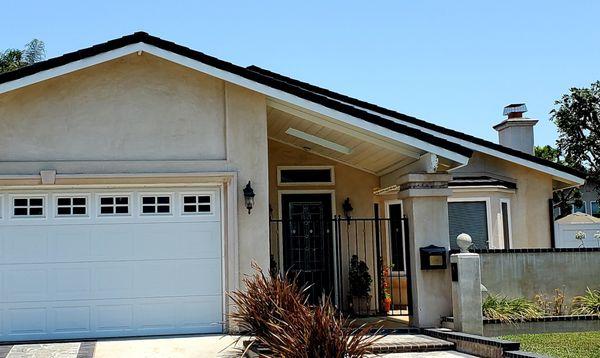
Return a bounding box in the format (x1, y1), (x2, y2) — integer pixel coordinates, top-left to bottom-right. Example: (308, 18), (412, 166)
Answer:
(493, 103), (538, 155)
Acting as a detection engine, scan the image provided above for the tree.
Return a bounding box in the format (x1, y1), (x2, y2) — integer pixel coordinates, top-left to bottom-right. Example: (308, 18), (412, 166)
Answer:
(551, 81), (600, 191)
(534, 145), (582, 219)
(0, 39), (45, 73)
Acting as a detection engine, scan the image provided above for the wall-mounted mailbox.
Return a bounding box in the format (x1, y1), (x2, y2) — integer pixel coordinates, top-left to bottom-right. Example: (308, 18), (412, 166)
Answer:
(419, 245), (447, 270)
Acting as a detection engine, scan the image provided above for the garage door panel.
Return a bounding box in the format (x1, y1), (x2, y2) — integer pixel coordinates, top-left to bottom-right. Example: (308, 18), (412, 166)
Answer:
(90, 227), (135, 261)
(49, 266), (91, 300)
(3, 269), (48, 302)
(48, 228), (92, 262)
(2, 228), (49, 264)
(92, 263), (134, 298)
(0, 187), (224, 341)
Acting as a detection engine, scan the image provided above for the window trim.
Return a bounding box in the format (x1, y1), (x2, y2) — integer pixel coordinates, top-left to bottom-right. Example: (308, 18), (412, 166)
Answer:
(179, 192), (214, 215)
(384, 199), (406, 276)
(139, 193), (173, 216)
(10, 194), (47, 219)
(97, 193), (132, 217)
(447, 196), (493, 249)
(499, 198), (513, 249)
(54, 193), (90, 218)
(276, 166), (335, 186)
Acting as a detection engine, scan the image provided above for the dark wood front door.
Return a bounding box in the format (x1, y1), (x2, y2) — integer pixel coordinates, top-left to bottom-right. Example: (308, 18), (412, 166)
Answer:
(281, 194), (334, 304)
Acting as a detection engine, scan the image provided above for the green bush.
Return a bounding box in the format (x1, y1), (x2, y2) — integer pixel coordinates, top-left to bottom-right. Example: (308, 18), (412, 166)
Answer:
(571, 287), (600, 315)
(482, 294), (542, 323)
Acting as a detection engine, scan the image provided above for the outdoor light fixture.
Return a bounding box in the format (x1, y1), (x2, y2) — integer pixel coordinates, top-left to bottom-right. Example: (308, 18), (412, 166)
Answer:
(243, 181), (255, 214)
(342, 197), (353, 219)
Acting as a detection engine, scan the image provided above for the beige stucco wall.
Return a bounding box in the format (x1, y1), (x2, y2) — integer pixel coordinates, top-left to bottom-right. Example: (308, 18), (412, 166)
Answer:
(0, 54), (270, 296)
(451, 152), (554, 248)
(0, 53), (226, 162)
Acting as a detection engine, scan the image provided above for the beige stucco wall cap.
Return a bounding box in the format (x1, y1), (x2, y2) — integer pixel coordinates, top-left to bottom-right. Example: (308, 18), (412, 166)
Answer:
(396, 173), (452, 185)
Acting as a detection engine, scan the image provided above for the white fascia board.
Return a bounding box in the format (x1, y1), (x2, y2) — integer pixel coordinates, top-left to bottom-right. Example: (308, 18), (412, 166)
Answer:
(351, 106), (584, 185)
(0, 44), (144, 95)
(0, 42), (469, 167)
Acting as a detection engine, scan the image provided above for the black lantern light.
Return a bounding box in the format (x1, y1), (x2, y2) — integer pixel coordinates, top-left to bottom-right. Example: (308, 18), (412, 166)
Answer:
(342, 197), (353, 220)
(243, 181), (255, 214)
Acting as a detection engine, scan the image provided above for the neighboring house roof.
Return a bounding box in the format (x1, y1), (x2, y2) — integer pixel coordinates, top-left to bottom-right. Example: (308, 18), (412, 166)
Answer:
(556, 212), (600, 224)
(0, 32), (585, 184)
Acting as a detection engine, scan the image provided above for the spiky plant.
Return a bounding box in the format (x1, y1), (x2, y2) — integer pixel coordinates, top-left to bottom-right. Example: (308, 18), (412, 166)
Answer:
(228, 263), (381, 357)
(482, 294), (543, 323)
(571, 288), (600, 315)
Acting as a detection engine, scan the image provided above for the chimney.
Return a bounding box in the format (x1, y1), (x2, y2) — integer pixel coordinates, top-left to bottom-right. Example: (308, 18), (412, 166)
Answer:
(493, 103), (538, 155)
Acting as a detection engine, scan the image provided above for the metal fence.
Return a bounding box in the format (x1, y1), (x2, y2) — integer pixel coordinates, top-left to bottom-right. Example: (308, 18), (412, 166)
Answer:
(269, 216), (411, 317)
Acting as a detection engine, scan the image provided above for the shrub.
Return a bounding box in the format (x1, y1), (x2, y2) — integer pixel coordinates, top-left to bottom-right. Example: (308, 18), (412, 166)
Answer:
(482, 294), (543, 323)
(571, 287), (600, 315)
(534, 288), (567, 316)
(228, 263), (380, 357)
(349, 255), (372, 298)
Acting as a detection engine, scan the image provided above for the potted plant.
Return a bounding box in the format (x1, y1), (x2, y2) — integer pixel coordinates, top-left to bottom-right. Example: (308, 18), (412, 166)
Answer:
(380, 263), (393, 313)
(348, 255), (372, 314)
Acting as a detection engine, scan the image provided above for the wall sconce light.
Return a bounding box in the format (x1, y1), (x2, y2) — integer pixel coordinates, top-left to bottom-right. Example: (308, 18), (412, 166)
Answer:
(342, 197), (353, 220)
(243, 181), (255, 214)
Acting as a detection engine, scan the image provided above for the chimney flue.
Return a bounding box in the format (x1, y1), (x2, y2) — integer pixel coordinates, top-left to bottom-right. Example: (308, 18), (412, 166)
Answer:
(493, 103), (538, 155)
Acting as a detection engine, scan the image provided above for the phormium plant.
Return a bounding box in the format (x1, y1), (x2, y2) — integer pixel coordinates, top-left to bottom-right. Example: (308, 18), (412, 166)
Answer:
(228, 263), (381, 357)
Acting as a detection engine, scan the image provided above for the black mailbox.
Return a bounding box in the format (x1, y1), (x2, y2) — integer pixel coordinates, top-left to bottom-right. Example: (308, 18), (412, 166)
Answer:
(419, 245), (447, 270)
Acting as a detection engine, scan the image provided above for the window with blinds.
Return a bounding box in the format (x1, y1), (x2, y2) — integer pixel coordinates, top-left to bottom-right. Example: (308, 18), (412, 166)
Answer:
(448, 201), (489, 250)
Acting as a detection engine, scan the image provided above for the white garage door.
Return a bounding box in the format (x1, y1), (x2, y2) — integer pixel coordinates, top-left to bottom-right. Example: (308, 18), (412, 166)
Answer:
(0, 187), (223, 341)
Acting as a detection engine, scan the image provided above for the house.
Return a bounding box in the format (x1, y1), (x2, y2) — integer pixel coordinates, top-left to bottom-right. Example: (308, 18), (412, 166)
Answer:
(0, 32), (585, 341)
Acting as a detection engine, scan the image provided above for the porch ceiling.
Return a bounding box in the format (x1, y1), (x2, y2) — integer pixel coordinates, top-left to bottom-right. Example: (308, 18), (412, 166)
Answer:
(267, 106), (420, 175)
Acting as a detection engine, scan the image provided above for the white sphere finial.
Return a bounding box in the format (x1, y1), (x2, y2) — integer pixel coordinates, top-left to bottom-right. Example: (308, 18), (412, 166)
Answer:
(456, 233), (472, 253)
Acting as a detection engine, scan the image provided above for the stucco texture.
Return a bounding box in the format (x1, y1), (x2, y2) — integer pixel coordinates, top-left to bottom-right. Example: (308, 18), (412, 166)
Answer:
(0, 53), (226, 161)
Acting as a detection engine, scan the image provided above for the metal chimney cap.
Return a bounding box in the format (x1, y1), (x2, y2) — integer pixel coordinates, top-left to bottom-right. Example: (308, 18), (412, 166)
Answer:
(503, 103), (527, 116)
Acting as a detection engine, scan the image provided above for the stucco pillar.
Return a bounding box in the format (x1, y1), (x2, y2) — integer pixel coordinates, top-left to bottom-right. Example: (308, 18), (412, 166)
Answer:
(450, 253), (484, 335)
(397, 173), (453, 328)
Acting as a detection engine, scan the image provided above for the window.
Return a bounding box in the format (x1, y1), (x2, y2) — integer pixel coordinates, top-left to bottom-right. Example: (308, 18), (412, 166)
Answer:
(141, 195), (171, 214)
(277, 166), (334, 185)
(387, 202), (405, 273)
(13, 197), (44, 217)
(572, 201), (587, 214)
(56, 197), (87, 216)
(99, 196), (129, 215)
(448, 200), (489, 250)
(500, 200), (512, 249)
(182, 195), (211, 214)
(591, 201), (600, 218)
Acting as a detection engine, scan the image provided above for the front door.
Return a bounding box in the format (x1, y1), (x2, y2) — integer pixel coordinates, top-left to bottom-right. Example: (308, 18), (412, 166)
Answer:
(281, 194), (334, 304)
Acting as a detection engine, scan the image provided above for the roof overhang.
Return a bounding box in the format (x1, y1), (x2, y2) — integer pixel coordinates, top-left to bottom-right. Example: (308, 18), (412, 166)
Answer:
(0, 33), (472, 169)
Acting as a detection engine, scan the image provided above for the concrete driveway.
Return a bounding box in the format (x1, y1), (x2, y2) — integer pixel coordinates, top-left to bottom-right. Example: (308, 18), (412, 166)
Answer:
(1, 335), (242, 358)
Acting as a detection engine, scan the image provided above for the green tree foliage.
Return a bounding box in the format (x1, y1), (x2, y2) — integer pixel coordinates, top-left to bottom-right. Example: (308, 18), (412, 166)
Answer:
(551, 81), (600, 192)
(0, 39), (45, 73)
(534, 145), (582, 219)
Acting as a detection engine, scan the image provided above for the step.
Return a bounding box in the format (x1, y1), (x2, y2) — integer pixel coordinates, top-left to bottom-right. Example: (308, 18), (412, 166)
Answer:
(371, 334), (455, 354)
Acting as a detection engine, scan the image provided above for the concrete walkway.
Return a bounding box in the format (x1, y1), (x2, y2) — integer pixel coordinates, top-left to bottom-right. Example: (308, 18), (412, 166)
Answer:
(0, 334), (477, 357)
(0, 335), (242, 358)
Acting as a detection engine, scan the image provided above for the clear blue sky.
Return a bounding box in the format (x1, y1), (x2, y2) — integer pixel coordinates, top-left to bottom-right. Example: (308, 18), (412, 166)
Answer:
(2, 1), (599, 146)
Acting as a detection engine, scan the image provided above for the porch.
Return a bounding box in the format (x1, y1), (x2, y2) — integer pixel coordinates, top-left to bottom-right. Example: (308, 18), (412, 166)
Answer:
(264, 98), (463, 327)
(269, 216), (411, 319)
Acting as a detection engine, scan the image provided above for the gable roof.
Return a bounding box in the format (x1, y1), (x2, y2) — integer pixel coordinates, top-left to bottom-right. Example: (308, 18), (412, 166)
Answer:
(0, 32), (584, 184)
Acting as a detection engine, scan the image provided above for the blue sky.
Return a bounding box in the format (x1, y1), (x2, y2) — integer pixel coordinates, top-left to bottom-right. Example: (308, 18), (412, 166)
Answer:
(2, 1), (599, 146)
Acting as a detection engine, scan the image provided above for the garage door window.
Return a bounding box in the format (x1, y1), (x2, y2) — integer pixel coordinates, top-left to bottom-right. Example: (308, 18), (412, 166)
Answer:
(99, 196), (130, 215)
(182, 195), (211, 214)
(141, 195), (171, 215)
(56, 197), (87, 216)
(13, 197), (44, 217)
